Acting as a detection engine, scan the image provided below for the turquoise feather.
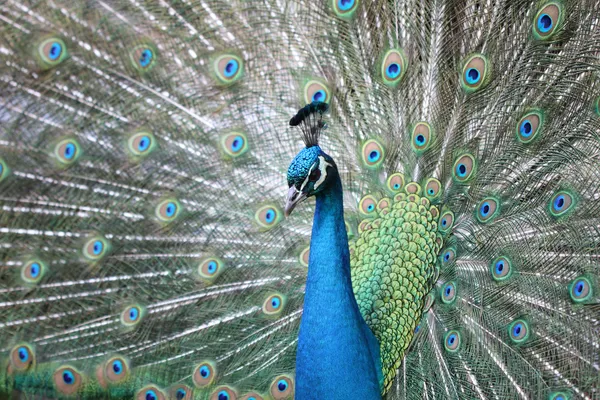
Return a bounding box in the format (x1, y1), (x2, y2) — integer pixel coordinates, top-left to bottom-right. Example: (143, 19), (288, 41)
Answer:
(0, 0), (599, 399)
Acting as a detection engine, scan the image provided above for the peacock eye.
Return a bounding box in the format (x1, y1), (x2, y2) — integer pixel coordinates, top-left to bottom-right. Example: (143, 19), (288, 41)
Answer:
(309, 168), (321, 182)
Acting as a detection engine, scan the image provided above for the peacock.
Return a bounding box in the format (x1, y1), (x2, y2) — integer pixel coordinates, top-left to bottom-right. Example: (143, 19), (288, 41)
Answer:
(0, 0), (599, 399)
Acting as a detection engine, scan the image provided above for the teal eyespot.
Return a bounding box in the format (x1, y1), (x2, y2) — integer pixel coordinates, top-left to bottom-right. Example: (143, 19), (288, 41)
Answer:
(0, 158), (10, 182)
(21, 259), (46, 284)
(303, 80), (331, 105)
(441, 281), (456, 304)
(359, 195), (378, 216)
(361, 139), (385, 168)
(516, 110), (543, 143)
(569, 276), (593, 303)
(411, 122), (433, 153)
(210, 386), (236, 400)
(121, 304), (145, 327)
(130, 44), (157, 72)
(104, 356), (129, 383)
(424, 178), (442, 201)
(155, 198), (182, 223)
(53, 366), (83, 395)
(441, 248), (456, 265)
(193, 361), (216, 387)
(136, 385), (166, 400)
(508, 319), (530, 344)
(10, 344), (35, 371)
(386, 173), (405, 193)
(332, 0), (359, 18)
(460, 54), (490, 92)
(82, 236), (110, 261)
(299, 247), (310, 267)
(490, 256), (513, 282)
(255, 205), (282, 230)
(380, 49), (407, 86)
(548, 190), (576, 217)
(438, 210), (454, 234)
(170, 385), (192, 400)
(549, 391), (571, 400)
(221, 132), (249, 157)
(54, 138), (81, 165)
(533, 2), (563, 40)
(128, 132), (157, 157)
(476, 197), (500, 223)
(452, 154), (476, 182)
(198, 257), (224, 283)
(263, 293), (286, 317)
(37, 37), (68, 67)
(214, 54), (244, 84)
(444, 330), (461, 352)
(270, 375), (294, 399)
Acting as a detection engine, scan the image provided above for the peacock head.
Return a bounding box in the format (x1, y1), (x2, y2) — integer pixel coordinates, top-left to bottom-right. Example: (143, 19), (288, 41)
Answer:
(285, 102), (336, 217)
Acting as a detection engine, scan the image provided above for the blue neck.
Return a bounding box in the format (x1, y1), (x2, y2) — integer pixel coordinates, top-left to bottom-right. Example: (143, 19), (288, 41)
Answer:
(295, 171), (382, 399)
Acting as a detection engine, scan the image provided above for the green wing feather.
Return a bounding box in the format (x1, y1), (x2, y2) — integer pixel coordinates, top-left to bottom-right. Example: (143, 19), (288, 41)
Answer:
(1, 0), (599, 399)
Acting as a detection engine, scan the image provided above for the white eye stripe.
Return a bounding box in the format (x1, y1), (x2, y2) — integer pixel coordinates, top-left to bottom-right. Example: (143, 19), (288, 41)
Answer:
(314, 156), (330, 190)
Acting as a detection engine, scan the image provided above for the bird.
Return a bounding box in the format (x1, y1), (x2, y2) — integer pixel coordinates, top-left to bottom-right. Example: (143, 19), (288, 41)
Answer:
(0, 0), (599, 399)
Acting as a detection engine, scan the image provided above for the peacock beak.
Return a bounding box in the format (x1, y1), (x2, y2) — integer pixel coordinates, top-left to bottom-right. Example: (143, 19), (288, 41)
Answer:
(284, 186), (307, 217)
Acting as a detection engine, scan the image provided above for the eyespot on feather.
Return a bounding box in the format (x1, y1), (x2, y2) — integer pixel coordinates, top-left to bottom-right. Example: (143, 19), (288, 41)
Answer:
(508, 319), (530, 344)
(438, 210), (454, 234)
(221, 132), (249, 157)
(193, 361), (216, 388)
(262, 293), (286, 316)
(270, 375), (294, 399)
(476, 197), (500, 223)
(444, 330), (461, 352)
(303, 80), (331, 104)
(380, 49), (407, 86)
(37, 37), (68, 68)
(490, 256), (513, 282)
(121, 304), (145, 327)
(423, 178), (442, 201)
(569, 276), (593, 303)
(441, 247), (456, 265)
(404, 182), (421, 195)
(10, 344), (35, 372)
(136, 385), (167, 400)
(386, 173), (405, 193)
(549, 391), (571, 400)
(170, 384), (193, 400)
(299, 247), (310, 267)
(255, 205), (282, 229)
(197, 257), (224, 283)
(533, 2), (564, 40)
(460, 54), (490, 92)
(361, 139), (385, 168)
(127, 132), (156, 157)
(0, 158), (10, 182)
(54, 138), (81, 165)
(423, 291), (435, 312)
(452, 154), (476, 182)
(53, 366), (84, 395)
(214, 54), (244, 84)
(441, 281), (456, 304)
(21, 259), (46, 284)
(358, 195), (378, 216)
(516, 110), (543, 143)
(155, 198), (182, 223)
(130, 44), (157, 72)
(104, 356), (129, 383)
(332, 0), (359, 18)
(548, 190), (575, 217)
(411, 122), (433, 153)
(210, 385), (237, 400)
(82, 236), (110, 262)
